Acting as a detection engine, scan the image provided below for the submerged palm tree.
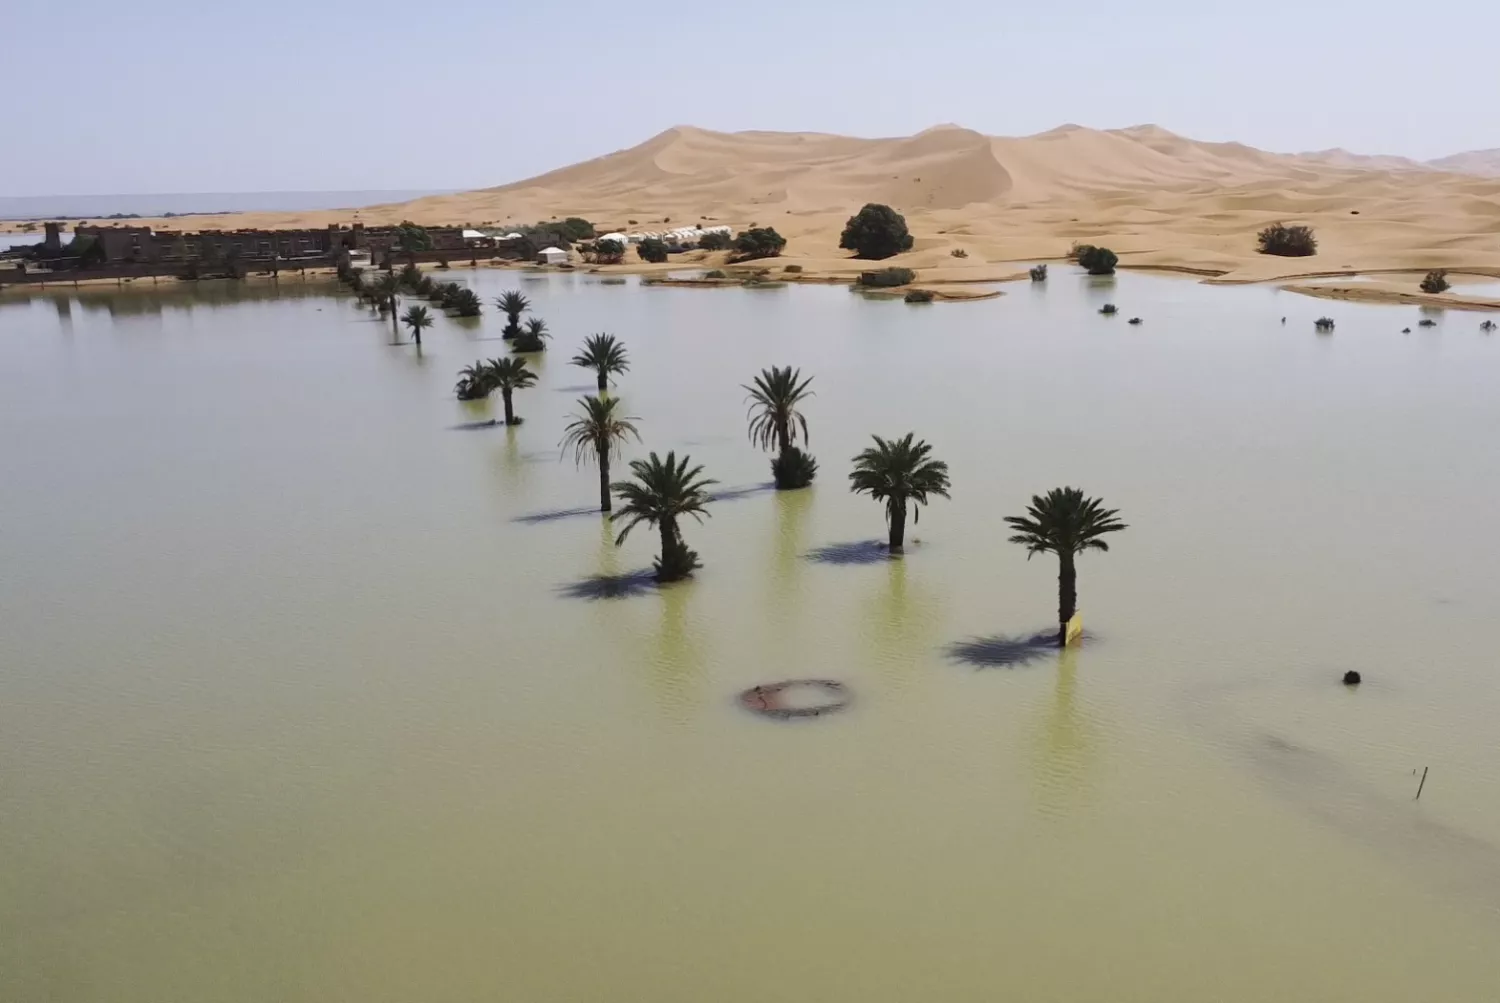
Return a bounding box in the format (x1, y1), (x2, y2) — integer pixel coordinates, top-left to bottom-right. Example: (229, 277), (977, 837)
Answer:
(848, 433), (951, 552)
(496, 290), (530, 339)
(454, 360), (492, 401)
(512, 317), (550, 353)
(611, 451), (717, 582)
(744, 365), (817, 489)
(485, 356), (537, 425)
(373, 272), (401, 329)
(1005, 487), (1127, 647)
(401, 305), (433, 346)
(561, 394), (642, 512)
(571, 333), (630, 392)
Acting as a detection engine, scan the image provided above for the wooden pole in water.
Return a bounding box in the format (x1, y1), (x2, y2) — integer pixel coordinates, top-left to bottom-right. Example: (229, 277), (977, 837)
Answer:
(1415, 766), (1429, 800)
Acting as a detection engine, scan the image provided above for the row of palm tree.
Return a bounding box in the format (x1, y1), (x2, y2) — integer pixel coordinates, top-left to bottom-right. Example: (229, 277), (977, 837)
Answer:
(442, 314), (1128, 643)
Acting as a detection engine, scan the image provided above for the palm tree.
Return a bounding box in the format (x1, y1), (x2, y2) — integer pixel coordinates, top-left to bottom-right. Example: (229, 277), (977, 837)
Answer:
(848, 433), (951, 552)
(561, 394), (642, 513)
(512, 317), (550, 353)
(570, 333), (630, 392)
(496, 290), (529, 339)
(1004, 487), (1127, 647)
(485, 356), (537, 425)
(401, 305), (434, 346)
(373, 272), (401, 331)
(611, 451), (717, 582)
(454, 360), (493, 401)
(745, 365), (817, 489)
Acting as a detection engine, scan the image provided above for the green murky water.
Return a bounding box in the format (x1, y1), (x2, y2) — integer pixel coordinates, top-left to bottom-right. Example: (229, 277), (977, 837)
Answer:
(2, 269), (1499, 1001)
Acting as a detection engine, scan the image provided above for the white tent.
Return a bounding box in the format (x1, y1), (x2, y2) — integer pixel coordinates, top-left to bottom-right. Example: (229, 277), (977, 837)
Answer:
(537, 246), (568, 265)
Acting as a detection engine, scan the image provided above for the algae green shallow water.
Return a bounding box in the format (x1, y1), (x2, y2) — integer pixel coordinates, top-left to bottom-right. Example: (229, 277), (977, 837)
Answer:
(2, 270), (1499, 1002)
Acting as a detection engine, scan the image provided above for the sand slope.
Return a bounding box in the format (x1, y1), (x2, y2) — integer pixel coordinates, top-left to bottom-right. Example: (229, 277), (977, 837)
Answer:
(71, 124), (1500, 282)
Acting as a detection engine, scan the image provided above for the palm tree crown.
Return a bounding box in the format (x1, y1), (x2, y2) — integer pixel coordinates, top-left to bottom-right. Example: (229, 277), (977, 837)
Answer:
(571, 333), (630, 387)
(496, 290), (529, 318)
(610, 451), (717, 546)
(455, 360), (492, 400)
(744, 366), (814, 453)
(848, 434), (951, 517)
(1004, 487), (1127, 559)
(561, 395), (641, 467)
(401, 304), (433, 331)
(485, 356), (537, 394)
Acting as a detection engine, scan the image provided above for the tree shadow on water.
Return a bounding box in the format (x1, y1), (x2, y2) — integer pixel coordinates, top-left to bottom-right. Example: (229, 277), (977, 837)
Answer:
(450, 419), (504, 431)
(946, 629), (1094, 669)
(708, 482), (776, 503)
(553, 384), (598, 393)
(557, 568), (659, 601)
(804, 539), (897, 566)
(513, 505), (602, 525)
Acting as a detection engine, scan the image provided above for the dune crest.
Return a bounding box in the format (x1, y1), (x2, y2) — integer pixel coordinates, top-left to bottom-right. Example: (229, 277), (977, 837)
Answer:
(97, 124), (1500, 282)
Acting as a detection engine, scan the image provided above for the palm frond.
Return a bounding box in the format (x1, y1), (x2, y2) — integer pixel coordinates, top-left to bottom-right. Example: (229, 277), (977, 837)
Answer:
(609, 451), (717, 544)
(484, 356), (538, 392)
(743, 365), (815, 452)
(570, 333), (630, 376)
(1003, 486), (1127, 558)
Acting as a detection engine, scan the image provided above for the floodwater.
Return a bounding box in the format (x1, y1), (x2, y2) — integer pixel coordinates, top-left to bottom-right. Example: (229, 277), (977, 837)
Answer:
(2, 268), (1499, 1002)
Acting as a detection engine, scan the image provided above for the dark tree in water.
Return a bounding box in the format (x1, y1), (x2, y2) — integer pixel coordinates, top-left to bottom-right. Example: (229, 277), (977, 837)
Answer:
(1256, 222), (1317, 257)
(848, 433), (951, 552)
(495, 290), (529, 339)
(570, 333), (630, 392)
(744, 366), (817, 489)
(485, 356), (537, 425)
(839, 203), (915, 260)
(400, 304), (433, 346)
(561, 394), (642, 513)
(611, 452), (717, 582)
(1004, 487), (1127, 646)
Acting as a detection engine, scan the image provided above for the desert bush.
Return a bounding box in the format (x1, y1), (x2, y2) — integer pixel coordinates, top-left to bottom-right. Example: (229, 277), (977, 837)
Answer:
(698, 231), (732, 251)
(1099, 303), (1118, 315)
(839, 203), (915, 260)
(858, 267), (916, 288)
(1067, 243), (1094, 263)
(771, 446), (819, 490)
(783, 264), (803, 273)
(1482, 320), (1497, 332)
(1420, 270), (1450, 294)
(1314, 317), (1335, 331)
(452, 288), (482, 317)
(1079, 246), (1118, 275)
(704, 269), (727, 279)
(637, 237), (669, 263)
(904, 289), (935, 303)
(731, 227), (787, 261)
(1417, 318), (1437, 327)
(1030, 264), (1048, 282)
(559, 217), (595, 241)
(593, 238), (627, 265)
(950, 248), (968, 258)
(1257, 222), (1317, 257)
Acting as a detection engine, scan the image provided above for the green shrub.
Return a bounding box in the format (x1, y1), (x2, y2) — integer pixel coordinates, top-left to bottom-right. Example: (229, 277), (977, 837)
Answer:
(1099, 303), (1118, 315)
(1420, 270), (1450, 294)
(731, 227), (787, 261)
(1079, 246), (1118, 275)
(858, 267), (916, 287)
(839, 203), (915, 259)
(704, 269), (727, 279)
(904, 289), (935, 303)
(452, 288), (482, 317)
(698, 231), (733, 251)
(1482, 320), (1497, 332)
(1029, 264), (1048, 282)
(637, 237), (669, 263)
(1257, 223), (1317, 257)
(394, 220), (432, 252)
(771, 446), (818, 490)
(783, 264), (803, 273)
(559, 217), (595, 241)
(950, 248), (968, 258)
(1314, 316), (1335, 331)
(1067, 243), (1094, 263)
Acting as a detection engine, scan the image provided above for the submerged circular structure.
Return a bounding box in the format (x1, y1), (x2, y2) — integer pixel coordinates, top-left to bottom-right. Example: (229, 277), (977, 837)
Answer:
(739, 679), (851, 719)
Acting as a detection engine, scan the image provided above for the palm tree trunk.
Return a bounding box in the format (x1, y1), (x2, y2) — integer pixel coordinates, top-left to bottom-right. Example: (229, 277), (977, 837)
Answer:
(599, 452), (611, 513)
(1057, 552), (1078, 646)
(889, 499), (906, 551)
(776, 418), (790, 455)
(412, 325), (421, 347)
(390, 298), (400, 338)
(597, 371), (608, 393)
(502, 389), (515, 425)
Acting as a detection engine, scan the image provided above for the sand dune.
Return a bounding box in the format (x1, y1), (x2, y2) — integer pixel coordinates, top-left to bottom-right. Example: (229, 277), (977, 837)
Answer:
(62, 123), (1500, 285)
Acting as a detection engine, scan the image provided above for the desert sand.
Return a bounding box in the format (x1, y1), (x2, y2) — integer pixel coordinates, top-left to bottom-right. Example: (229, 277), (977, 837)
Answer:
(21, 124), (1500, 299)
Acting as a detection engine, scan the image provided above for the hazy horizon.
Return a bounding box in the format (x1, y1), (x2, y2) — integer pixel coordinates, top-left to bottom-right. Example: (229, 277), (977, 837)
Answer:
(4, 0), (1497, 197)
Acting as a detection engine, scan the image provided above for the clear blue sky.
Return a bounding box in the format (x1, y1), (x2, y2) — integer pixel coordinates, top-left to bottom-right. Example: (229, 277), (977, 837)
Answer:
(6, 0), (1496, 195)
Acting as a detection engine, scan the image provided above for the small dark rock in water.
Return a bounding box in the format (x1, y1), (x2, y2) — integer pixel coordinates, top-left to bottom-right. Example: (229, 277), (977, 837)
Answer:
(1418, 318), (1437, 327)
(1128, 317), (1143, 325)
(1402, 327), (1411, 333)
(1342, 670), (1362, 686)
